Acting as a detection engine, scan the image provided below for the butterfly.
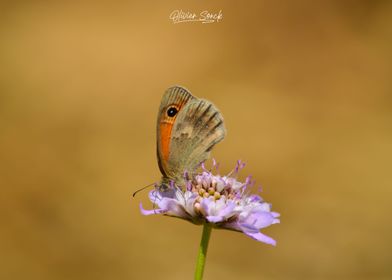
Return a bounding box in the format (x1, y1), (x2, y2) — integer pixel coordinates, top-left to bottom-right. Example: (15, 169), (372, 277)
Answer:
(156, 86), (226, 188)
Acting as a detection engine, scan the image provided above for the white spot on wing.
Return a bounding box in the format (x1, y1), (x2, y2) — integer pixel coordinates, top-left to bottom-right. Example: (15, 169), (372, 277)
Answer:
(181, 125), (194, 136)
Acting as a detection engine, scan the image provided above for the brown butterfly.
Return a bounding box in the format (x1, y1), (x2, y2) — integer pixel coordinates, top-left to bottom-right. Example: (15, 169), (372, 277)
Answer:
(156, 86), (226, 187)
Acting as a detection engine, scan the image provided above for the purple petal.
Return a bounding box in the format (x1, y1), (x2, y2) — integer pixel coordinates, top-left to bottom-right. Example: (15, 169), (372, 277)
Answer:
(139, 202), (165, 216)
(218, 201), (236, 216)
(238, 222), (259, 233)
(221, 221), (241, 232)
(206, 215), (224, 223)
(272, 211), (280, 218)
(206, 202), (236, 223)
(242, 211), (276, 229)
(245, 231), (277, 246)
(248, 195), (262, 203)
(158, 198), (188, 218)
(201, 198), (213, 214)
(184, 193), (198, 216)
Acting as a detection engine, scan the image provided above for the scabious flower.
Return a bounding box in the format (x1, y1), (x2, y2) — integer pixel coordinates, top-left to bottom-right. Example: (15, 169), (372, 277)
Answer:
(140, 160), (280, 245)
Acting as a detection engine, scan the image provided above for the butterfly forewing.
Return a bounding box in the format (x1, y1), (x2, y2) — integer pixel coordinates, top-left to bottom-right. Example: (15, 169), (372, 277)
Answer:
(156, 86), (194, 179)
(157, 86), (226, 185)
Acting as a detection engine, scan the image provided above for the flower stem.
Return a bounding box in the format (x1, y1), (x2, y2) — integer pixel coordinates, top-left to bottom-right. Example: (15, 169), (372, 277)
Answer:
(194, 223), (212, 280)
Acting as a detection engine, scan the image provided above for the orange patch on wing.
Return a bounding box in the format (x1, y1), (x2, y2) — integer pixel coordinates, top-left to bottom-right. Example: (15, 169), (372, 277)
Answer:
(158, 100), (188, 170)
(160, 122), (173, 162)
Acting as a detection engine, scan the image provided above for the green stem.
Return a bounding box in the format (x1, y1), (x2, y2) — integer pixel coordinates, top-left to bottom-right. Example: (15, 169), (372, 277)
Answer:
(194, 223), (212, 280)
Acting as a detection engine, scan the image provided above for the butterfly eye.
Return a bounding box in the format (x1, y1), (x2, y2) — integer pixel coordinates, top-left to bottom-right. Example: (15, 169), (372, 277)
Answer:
(167, 107), (178, 117)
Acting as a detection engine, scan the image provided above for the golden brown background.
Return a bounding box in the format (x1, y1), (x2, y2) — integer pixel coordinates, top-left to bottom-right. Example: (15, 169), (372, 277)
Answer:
(1, 1), (391, 279)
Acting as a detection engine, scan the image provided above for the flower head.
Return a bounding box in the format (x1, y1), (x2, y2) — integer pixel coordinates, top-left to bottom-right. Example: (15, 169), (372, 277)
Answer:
(140, 160), (280, 245)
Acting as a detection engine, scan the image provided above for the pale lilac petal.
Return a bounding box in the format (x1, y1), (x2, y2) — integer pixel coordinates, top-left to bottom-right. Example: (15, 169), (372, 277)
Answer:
(215, 179), (225, 192)
(232, 180), (243, 190)
(139, 202), (165, 216)
(184, 192), (198, 216)
(272, 218), (280, 224)
(245, 231), (277, 246)
(249, 202), (271, 212)
(221, 221), (241, 231)
(238, 222), (259, 233)
(218, 201), (236, 217)
(158, 198), (188, 218)
(200, 197), (214, 215)
(206, 216), (224, 223)
(248, 195), (262, 203)
(272, 211), (280, 218)
(206, 201), (236, 223)
(241, 211), (276, 229)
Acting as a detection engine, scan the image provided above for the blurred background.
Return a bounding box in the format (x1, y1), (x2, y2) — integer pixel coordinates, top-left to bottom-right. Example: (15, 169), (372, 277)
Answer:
(1, 1), (392, 279)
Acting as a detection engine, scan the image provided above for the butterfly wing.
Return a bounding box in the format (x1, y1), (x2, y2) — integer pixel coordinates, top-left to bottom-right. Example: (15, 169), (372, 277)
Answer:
(156, 86), (194, 179)
(156, 86), (226, 185)
(169, 98), (226, 181)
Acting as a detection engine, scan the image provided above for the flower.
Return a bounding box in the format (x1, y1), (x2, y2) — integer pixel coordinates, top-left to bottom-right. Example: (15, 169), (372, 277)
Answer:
(140, 160), (280, 245)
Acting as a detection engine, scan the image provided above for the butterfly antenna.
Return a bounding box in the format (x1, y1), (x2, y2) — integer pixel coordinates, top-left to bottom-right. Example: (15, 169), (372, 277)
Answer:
(132, 182), (155, 198)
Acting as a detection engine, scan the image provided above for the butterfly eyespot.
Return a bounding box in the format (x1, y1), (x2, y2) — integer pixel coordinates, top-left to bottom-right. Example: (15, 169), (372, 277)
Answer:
(167, 107), (178, 117)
